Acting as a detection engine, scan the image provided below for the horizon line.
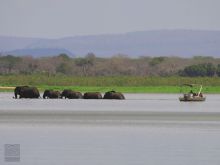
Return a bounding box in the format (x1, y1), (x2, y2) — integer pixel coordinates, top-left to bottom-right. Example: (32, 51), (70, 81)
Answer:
(1, 28), (220, 40)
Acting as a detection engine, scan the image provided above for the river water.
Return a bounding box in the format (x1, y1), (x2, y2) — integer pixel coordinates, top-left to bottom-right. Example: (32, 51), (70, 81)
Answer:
(0, 93), (220, 165)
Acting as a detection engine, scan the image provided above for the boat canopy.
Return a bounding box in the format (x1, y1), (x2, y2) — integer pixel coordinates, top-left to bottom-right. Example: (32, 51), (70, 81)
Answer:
(181, 84), (202, 87)
(180, 84), (203, 95)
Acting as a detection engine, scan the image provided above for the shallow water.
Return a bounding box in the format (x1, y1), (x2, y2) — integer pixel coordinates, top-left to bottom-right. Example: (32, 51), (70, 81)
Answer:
(0, 93), (220, 165)
(0, 93), (219, 112)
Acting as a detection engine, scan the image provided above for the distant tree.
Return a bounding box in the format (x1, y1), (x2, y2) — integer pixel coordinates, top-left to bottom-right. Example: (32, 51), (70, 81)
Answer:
(16, 56), (39, 74)
(57, 53), (70, 60)
(180, 63), (216, 77)
(0, 55), (21, 73)
(75, 53), (96, 76)
(56, 62), (71, 74)
(205, 63), (216, 77)
(85, 53), (96, 66)
(56, 63), (66, 74)
(0, 54), (220, 77)
(149, 57), (165, 66)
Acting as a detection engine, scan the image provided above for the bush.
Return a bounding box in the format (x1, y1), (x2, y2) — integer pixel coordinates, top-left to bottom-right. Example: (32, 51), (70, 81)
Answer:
(180, 63), (216, 77)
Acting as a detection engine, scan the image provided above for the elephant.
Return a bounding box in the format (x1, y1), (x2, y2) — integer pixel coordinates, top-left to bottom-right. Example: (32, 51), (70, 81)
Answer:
(103, 91), (125, 99)
(83, 92), (102, 99)
(43, 89), (61, 99)
(61, 89), (83, 99)
(14, 86), (40, 99)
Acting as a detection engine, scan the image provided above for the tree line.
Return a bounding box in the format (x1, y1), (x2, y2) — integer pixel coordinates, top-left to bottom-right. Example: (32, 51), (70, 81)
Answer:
(0, 54), (220, 77)
(179, 63), (220, 77)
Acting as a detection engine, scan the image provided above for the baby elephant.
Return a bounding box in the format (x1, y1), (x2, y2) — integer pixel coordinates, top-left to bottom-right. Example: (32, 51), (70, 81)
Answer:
(83, 92), (102, 99)
(43, 89), (61, 99)
(103, 91), (125, 99)
(61, 89), (83, 99)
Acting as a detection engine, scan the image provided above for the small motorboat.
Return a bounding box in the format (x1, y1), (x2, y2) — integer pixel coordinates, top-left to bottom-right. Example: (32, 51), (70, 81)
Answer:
(179, 84), (206, 102)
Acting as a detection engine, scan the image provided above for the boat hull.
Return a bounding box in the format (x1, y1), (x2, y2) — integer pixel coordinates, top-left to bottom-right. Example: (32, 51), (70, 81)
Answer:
(179, 96), (206, 102)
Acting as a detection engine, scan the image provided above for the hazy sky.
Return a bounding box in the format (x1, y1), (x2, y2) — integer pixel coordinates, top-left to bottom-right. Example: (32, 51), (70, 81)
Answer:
(0, 0), (219, 38)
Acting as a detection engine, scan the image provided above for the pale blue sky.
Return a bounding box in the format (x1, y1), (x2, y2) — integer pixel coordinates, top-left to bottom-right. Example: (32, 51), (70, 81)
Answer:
(0, 0), (219, 38)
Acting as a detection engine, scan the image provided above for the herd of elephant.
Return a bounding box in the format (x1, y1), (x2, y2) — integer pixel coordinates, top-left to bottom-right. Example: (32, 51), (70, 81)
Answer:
(14, 86), (125, 100)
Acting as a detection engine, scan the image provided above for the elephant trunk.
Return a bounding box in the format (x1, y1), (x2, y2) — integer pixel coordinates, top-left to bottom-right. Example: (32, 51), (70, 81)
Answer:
(43, 90), (50, 99)
(43, 94), (46, 99)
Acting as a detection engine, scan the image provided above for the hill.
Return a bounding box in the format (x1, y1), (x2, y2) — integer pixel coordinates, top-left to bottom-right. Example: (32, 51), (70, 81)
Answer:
(1, 30), (220, 57)
(6, 48), (74, 57)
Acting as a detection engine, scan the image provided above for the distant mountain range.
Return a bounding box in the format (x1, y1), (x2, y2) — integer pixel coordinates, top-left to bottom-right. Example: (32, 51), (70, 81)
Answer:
(0, 30), (220, 57)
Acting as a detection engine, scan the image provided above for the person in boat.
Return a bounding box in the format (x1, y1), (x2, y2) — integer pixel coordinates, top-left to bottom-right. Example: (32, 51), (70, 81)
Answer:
(193, 93), (198, 96)
(199, 93), (203, 97)
(189, 90), (193, 97)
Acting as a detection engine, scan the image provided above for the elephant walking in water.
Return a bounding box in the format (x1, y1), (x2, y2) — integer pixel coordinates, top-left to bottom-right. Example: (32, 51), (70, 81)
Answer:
(43, 89), (61, 99)
(83, 92), (102, 99)
(103, 91), (125, 99)
(61, 89), (83, 99)
(14, 86), (40, 99)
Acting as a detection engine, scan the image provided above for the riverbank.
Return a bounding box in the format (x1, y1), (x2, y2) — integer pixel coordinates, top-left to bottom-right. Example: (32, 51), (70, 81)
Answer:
(1, 85), (220, 93)
(1, 75), (220, 93)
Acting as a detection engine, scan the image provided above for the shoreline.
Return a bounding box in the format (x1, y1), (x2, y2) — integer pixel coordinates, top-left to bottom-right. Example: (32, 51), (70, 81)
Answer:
(1, 86), (220, 93)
